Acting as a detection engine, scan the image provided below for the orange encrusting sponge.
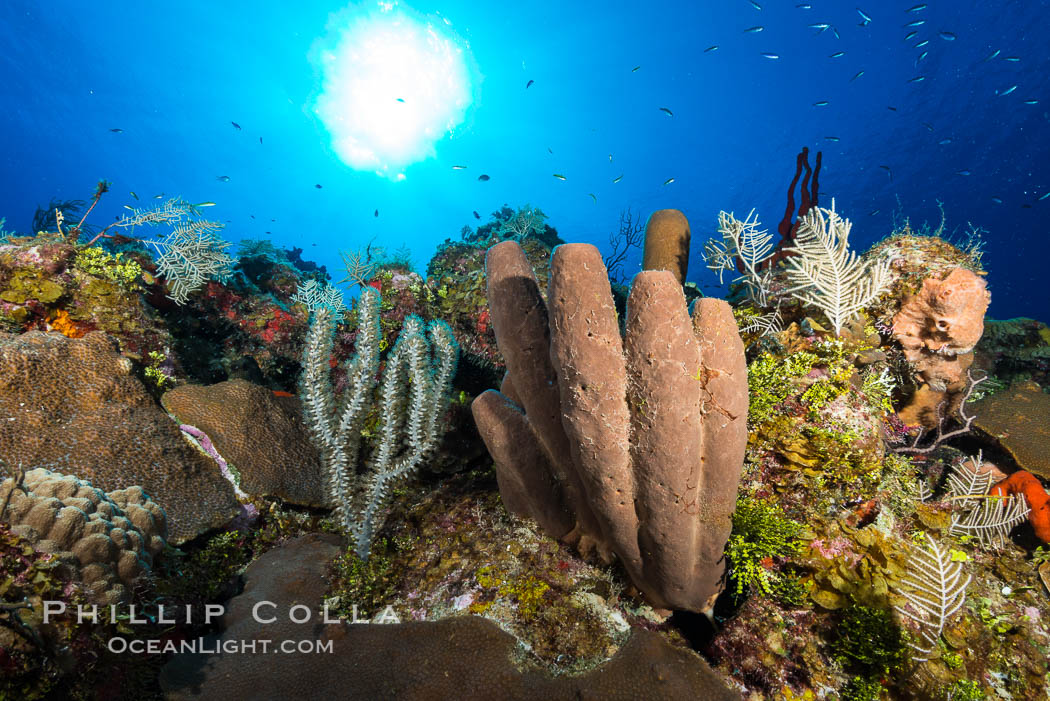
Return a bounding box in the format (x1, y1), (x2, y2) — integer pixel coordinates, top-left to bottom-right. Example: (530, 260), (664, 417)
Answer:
(990, 470), (1050, 543)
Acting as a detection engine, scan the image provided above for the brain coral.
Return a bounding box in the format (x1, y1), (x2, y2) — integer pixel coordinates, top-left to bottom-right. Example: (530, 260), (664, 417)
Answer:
(0, 331), (239, 542)
(1, 468), (167, 604)
(161, 379), (328, 507)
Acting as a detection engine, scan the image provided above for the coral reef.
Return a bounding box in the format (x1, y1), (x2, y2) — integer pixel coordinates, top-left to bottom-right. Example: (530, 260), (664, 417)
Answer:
(0, 468), (166, 604)
(473, 241), (747, 613)
(0, 331), (238, 542)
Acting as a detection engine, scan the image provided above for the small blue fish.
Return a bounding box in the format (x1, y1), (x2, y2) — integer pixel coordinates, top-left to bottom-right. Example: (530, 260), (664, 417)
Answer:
(915, 39), (929, 48)
(939, 31), (956, 41)
(1039, 191), (1050, 201)
(452, 165), (467, 170)
(315, 183), (322, 189)
(478, 174), (490, 181)
(983, 49), (1001, 62)
(553, 174), (567, 181)
(744, 26), (764, 33)
(904, 30), (918, 41)
(473, 211), (480, 219)
(704, 45), (719, 53)
(879, 165), (892, 181)
(613, 174), (623, 183)
(1004, 56), (1020, 62)
(588, 193), (597, 203)
(659, 107), (674, 117)
(663, 177), (675, 186)
(829, 51), (845, 58)
(809, 22), (830, 30)
(749, 0), (762, 9)
(1000, 85), (1018, 96)
(857, 8), (873, 24)
(813, 100), (829, 107)
(632, 66), (641, 72)
(1023, 99), (1039, 105)
(109, 128), (124, 133)
(526, 79), (534, 88)
(216, 175), (230, 182)
(850, 70), (865, 82)
(907, 4), (927, 11)
(762, 53), (780, 59)
(908, 75), (926, 83)
(824, 136), (841, 141)
(921, 122), (934, 131)
(917, 50), (929, 63)
(991, 197), (1003, 204)
(231, 121), (241, 130)
(869, 209), (880, 216)
(796, 3), (812, 8)
(904, 19), (925, 27)
(938, 138), (952, 145)
(395, 98), (405, 102)
(956, 170), (971, 176)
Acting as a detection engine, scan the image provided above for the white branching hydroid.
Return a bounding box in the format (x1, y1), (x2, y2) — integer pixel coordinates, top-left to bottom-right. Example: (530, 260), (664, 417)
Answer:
(945, 453), (1029, 548)
(893, 537), (971, 662)
(782, 201), (890, 334)
(704, 209), (776, 306)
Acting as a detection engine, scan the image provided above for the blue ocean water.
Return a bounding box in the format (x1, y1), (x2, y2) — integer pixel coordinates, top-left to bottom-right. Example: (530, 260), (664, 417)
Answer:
(0, 0), (1046, 320)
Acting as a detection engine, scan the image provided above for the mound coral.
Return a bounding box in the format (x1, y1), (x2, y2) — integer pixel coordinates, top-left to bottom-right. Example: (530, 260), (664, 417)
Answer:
(0, 331), (238, 542)
(161, 379), (328, 507)
(473, 241), (748, 613)
(0, 468), (166, 604)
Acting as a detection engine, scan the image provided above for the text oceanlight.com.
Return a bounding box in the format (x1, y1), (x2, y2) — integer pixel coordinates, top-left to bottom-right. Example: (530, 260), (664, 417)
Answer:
(108, 637), (335, 655)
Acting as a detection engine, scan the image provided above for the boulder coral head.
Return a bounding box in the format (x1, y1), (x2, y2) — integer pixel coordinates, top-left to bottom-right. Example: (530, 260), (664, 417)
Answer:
(0, 468), (167, 604)
(472, 241), (748, 613)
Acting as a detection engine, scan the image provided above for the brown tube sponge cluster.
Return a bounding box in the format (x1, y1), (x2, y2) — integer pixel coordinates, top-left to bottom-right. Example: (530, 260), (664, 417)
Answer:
(472, 241), (748, 612)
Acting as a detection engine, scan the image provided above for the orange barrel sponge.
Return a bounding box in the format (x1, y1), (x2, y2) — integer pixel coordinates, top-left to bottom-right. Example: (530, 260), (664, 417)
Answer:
(990, 470), (1050, 543)
(641, 209), (691, 285)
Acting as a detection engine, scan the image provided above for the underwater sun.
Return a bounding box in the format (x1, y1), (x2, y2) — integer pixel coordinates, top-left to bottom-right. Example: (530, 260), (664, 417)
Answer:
(310, 1), (474, 181)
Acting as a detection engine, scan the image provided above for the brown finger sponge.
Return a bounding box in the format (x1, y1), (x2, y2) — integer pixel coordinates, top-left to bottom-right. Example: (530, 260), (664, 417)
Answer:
(641, 209), (691, 284)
